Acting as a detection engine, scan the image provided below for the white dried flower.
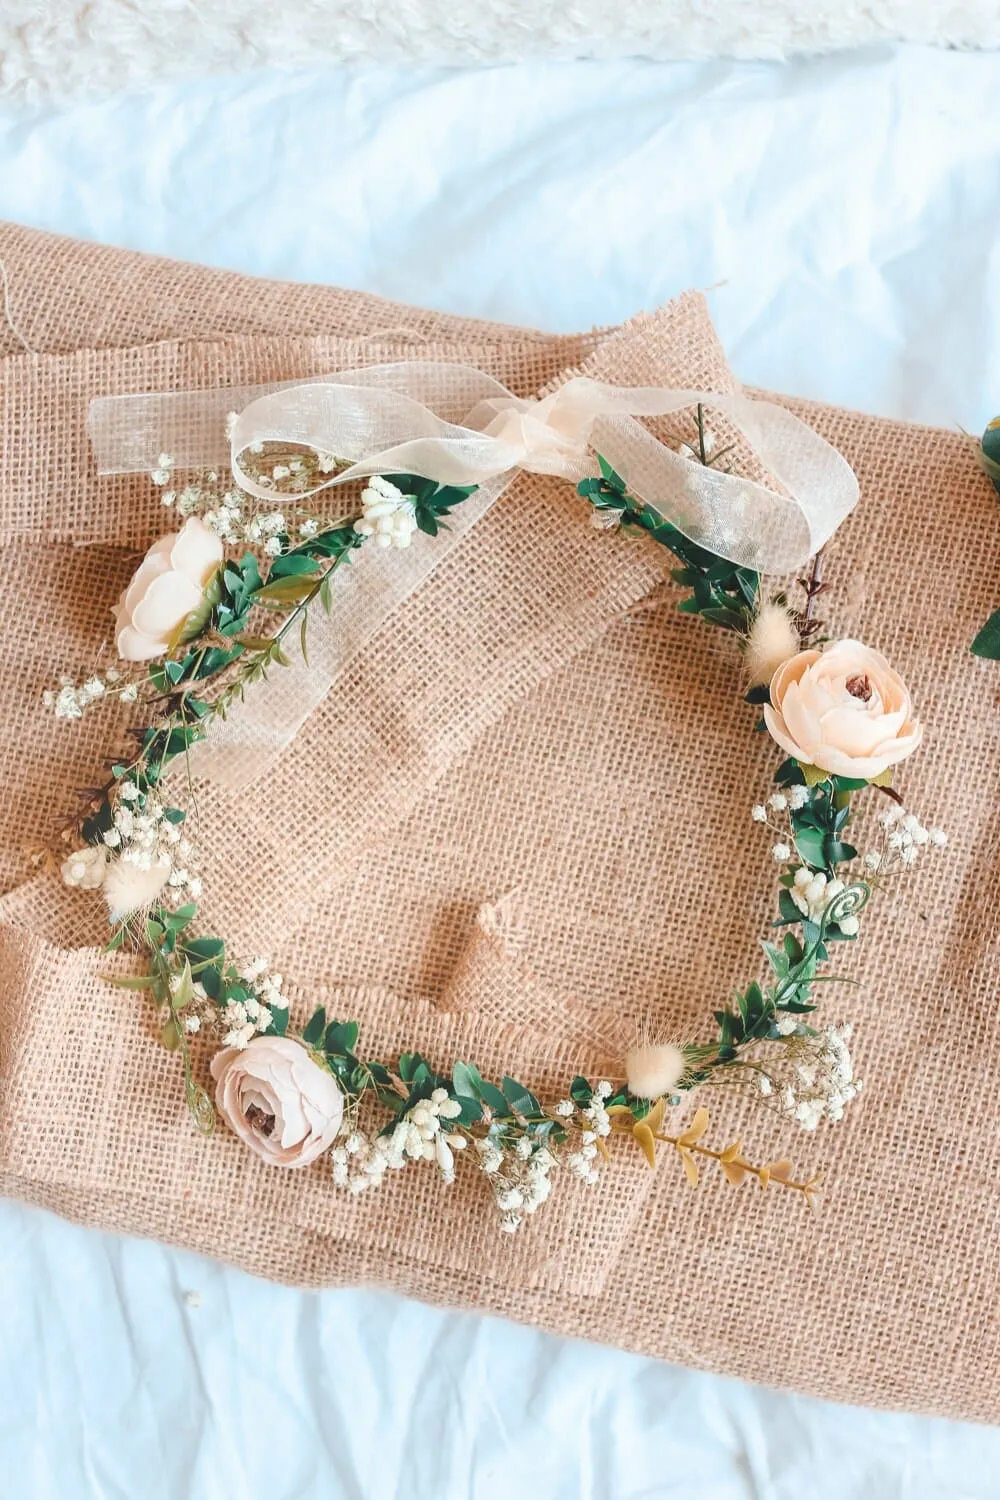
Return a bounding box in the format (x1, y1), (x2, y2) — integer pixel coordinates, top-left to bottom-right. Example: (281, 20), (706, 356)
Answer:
(104, 854), (171, 921)
(61, 844), (108, 890)
(625, 1042), (684, 1100)
(743, 600), (800, 689)
(354, 475), (418, 550)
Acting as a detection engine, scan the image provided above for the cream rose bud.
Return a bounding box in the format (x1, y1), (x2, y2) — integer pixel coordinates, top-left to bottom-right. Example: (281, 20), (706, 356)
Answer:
(113, 517), (224, 662)
(211, 1036), (345, 1168)
(764, 640), (922, 782)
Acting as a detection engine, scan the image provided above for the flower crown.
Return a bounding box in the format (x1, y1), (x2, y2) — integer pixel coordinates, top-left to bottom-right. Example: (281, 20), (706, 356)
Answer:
(46, 371), (945, 1233)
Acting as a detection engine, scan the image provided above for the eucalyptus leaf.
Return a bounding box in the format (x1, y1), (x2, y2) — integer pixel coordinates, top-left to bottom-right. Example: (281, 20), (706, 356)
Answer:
(302, 1006), (327, 1048)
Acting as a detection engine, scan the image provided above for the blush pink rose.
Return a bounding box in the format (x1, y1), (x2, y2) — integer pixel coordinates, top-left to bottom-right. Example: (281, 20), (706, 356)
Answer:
(764, 639), (922, 781)
(210, 1036), (345, 1168)
(113, 517), (224, 661)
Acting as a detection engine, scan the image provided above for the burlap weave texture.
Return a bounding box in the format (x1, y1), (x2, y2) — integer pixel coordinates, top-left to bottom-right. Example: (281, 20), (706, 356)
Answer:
(0, 225), (998, 1422)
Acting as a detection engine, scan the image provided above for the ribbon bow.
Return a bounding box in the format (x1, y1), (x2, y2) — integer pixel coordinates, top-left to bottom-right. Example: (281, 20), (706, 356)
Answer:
(88, 362), (859, 786)
(209, 364), (857, 574)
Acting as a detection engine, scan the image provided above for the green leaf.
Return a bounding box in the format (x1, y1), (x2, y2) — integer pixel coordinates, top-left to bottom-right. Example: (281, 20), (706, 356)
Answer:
(824, 837), (858, 866)
(199, 964), (222, 1001)
(454, 1094), (483, 1126)
(104, 972), (158, 990)
(302, 1006), (327, 1048)
(253, 574), (320, 605)
(266, 554), (319, 579)
(477, 1078), (512, 1116)
(776, 889), (803, 926)
(774, 758), (807, 788)
(793, 825), (828, 870)
(324, 1020), (359, 1055)
(453, 1060), (483, 1098)
(501, 1075), (541, 1117)
(182, 936), (224, 962)
(171, 959), (194, 1011)
(972, 607), (1000, 660)
(163, 903), (197, 931)
(760, 941), (787, 979)
(699, 605), (750, 632)
(570, 1075), (593, 1106)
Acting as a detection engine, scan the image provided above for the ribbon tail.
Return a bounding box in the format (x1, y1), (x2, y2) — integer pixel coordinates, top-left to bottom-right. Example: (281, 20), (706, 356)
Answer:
(189, 474), (511, 788)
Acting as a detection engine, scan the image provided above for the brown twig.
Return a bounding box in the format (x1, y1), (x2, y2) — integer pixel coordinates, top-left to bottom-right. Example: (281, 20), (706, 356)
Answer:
(797, 547), (828, 643)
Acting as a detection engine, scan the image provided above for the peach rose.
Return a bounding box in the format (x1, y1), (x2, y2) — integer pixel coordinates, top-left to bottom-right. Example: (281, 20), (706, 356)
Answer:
(211, 1036), (345, 1168)
(113, 517), (224, 661)
(764, 639), (922, 781)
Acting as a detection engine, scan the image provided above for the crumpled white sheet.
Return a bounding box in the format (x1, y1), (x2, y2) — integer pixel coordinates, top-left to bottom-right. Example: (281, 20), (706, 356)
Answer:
(1, 43), (999, 1498)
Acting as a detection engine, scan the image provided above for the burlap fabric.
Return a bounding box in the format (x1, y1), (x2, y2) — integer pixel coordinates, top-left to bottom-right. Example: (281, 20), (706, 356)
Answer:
(0, 224), (997, 1422)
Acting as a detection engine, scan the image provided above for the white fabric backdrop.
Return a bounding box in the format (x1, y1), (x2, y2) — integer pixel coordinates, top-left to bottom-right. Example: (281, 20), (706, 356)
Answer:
(1, 43), (999, 1498)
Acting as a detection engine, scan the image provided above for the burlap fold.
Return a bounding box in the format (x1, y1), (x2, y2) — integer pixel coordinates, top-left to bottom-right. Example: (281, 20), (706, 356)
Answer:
(1, 225), (999, 1423)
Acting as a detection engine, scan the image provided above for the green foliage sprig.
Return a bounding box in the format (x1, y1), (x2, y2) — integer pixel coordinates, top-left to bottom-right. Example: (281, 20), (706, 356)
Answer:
(972, 418), (1000, 659)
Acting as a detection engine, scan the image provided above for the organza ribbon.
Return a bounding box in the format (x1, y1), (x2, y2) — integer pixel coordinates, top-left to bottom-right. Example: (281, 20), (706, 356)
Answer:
(89, 362), (859, 787)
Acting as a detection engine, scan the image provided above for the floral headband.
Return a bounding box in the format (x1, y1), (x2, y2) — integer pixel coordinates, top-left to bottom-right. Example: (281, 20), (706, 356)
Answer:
(44, 369), (944, 1233)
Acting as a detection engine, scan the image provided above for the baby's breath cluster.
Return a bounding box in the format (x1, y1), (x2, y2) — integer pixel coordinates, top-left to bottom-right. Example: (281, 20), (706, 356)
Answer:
(220, 956), (289, 1048)
(331, 1087), (465, 1194)
(44, 666), (139, 719)
(868, 804), (948, 875)
(753, 1023), (861, 1131)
